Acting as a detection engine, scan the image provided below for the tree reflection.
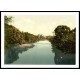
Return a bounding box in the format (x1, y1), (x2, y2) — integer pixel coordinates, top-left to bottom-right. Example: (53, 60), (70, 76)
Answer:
(5, 45), (34, 64)
(51, 44), (75, 64)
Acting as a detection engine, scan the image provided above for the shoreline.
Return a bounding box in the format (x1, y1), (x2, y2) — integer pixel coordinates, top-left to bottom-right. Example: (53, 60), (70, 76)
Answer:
(18, 43), (34, 48)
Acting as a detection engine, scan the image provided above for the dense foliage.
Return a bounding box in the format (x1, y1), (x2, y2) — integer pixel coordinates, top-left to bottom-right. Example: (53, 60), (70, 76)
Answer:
(4, 16), (46, 48)
(5, 23), (25, 48)
(50, 25), (76, 54)
(22, 32), (39, 43)
(5, 16), (76, 54)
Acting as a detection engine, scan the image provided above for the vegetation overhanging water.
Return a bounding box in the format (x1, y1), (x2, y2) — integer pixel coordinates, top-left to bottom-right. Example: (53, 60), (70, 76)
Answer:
(4, 16), (76, 65)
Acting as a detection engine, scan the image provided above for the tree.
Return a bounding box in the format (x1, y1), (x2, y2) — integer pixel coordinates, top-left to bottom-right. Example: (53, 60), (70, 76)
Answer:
(22, 32), (39, 43)
(4, 16), (25, 48)
(54, 25), (70, 40)
(51, 25), (76, 53)
(4, 16), (13, 24)
(5, 24), (25, 48)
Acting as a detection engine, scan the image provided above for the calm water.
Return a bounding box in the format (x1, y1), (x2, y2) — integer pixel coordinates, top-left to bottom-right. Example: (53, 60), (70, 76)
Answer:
(5, 40), (75, 64)
(5, 40), (55, 64)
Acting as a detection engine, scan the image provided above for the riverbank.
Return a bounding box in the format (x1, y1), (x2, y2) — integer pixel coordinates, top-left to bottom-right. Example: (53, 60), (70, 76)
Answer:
(5, 43), (34, 64)
(5, 40), (55, 64)
(12, 40), (55, 64)
(18, 43), (34, 48)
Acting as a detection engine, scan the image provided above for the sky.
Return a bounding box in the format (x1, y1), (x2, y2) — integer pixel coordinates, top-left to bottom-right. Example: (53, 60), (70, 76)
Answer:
(9, 14), (76, 36)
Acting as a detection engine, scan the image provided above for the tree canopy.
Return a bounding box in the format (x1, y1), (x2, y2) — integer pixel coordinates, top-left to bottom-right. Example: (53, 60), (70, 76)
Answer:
(4, 16), (45, 48)
(50, 25), (76, 53)
(4, 16), (13, 24)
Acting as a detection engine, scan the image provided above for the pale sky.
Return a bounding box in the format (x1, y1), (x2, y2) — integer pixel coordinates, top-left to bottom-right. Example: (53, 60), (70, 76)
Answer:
(10, 15), (76, 36)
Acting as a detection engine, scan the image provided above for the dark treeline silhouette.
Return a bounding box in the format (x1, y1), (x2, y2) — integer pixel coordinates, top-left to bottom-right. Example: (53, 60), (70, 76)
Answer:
(49, 25), (76, 54)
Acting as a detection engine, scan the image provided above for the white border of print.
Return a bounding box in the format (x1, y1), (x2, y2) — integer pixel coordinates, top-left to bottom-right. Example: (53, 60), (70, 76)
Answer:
(1, 12), (79, 68)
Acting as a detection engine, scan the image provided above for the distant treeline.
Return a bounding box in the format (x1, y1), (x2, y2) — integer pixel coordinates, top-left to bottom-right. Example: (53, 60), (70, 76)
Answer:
(49, 25), (76, 54)
(4, 16), (45, 48)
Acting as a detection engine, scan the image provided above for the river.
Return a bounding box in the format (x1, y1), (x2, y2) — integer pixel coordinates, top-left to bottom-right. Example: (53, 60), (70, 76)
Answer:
(5, 40), (75, 64)
(5, 40), (55, 64)
(13, 40), (55, 64)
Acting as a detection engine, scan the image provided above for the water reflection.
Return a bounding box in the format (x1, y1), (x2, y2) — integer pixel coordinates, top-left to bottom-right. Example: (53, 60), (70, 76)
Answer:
(5, 41), (75, 65)
(51, 44), (75, 64)
(5, 45), (34, 64)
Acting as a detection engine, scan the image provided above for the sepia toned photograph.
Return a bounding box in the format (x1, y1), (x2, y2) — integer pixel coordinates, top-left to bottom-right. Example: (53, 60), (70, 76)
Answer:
(1, 12), (79, 68)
